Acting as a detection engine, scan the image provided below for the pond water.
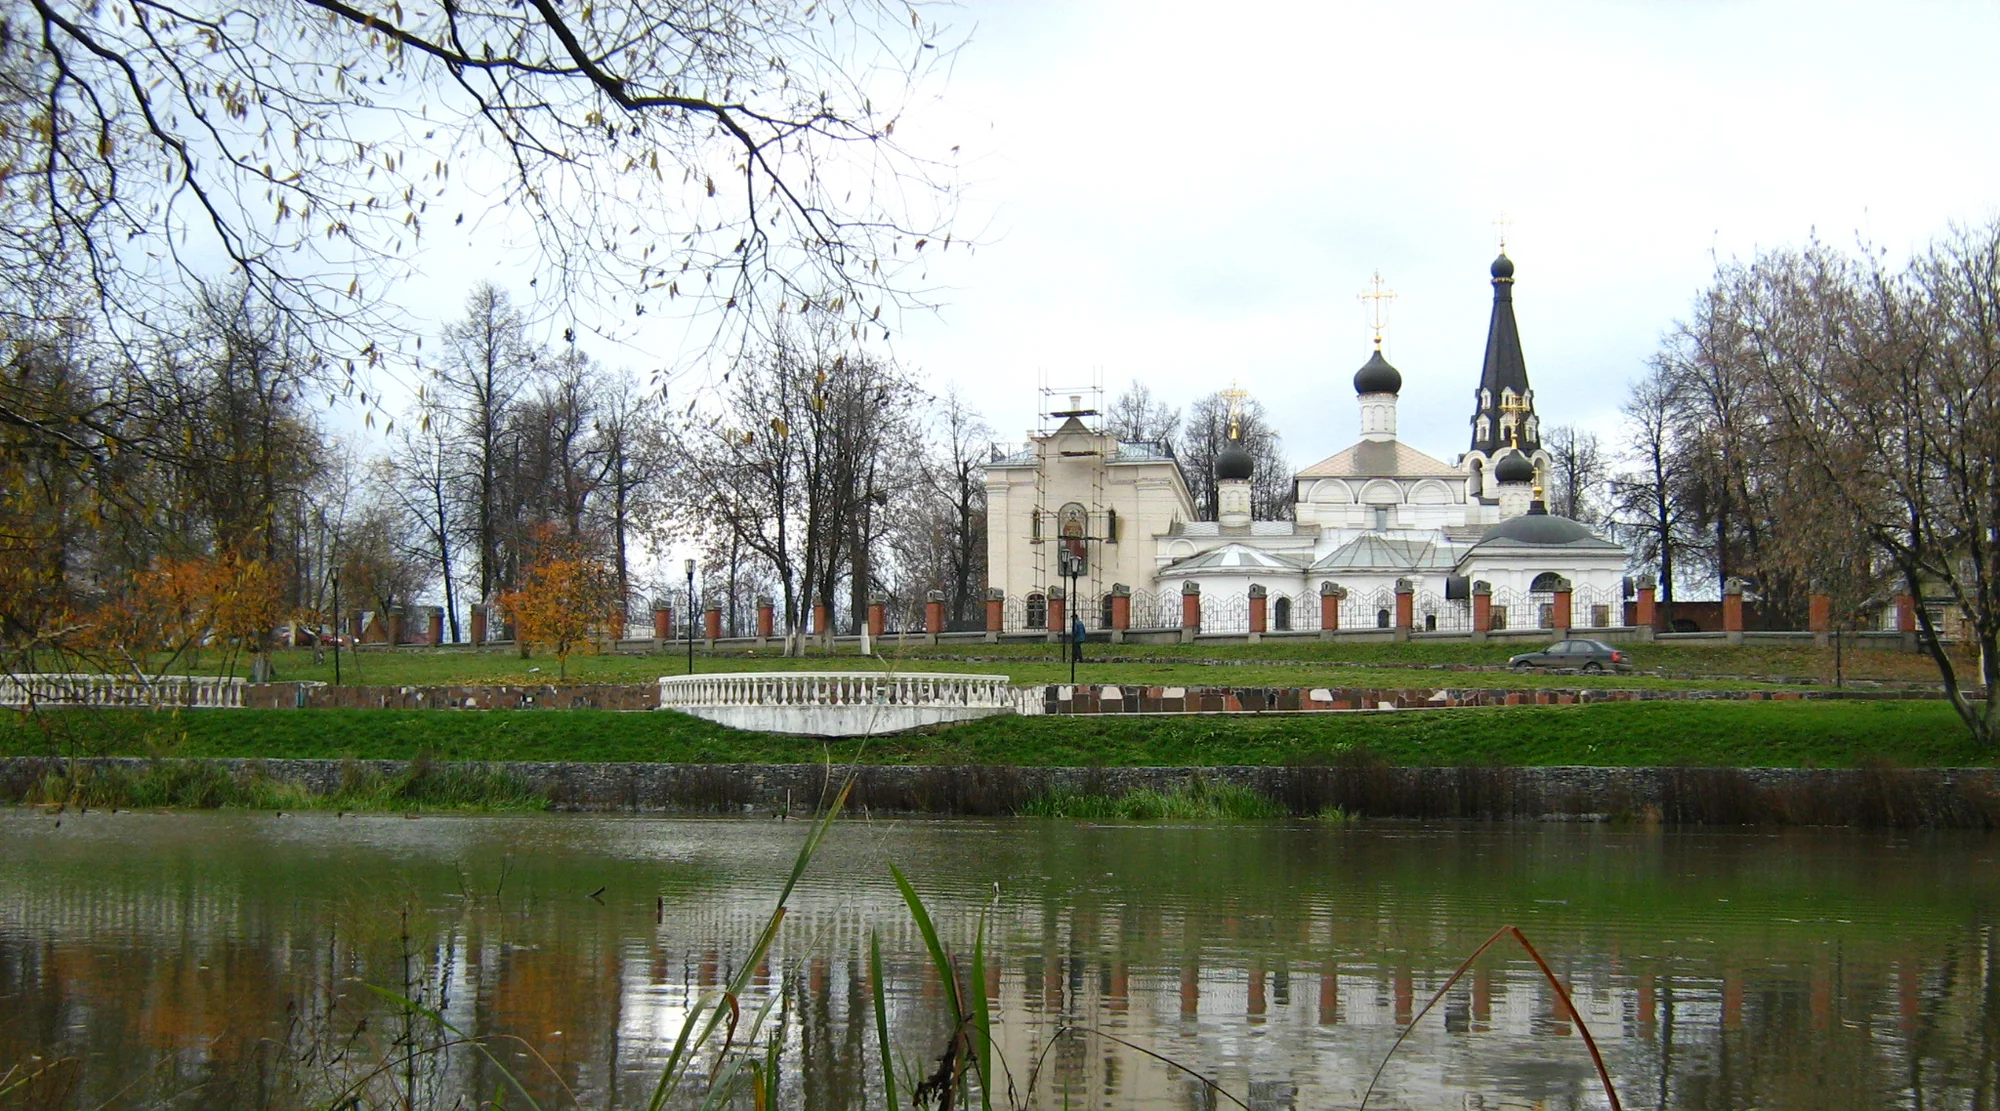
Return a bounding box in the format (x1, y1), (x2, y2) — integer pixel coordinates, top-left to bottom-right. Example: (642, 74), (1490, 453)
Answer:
(1, 809), (1995, 1110)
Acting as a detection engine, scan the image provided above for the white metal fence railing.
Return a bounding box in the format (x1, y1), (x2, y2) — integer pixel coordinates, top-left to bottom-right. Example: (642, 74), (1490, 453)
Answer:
(0, 673), (248, 709)
(658, 672), (1017, 711)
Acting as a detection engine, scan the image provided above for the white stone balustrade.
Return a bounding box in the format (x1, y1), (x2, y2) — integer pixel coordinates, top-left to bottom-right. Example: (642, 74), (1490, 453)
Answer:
(0, 673), (247, 709)
(657, 671), (1024, 736)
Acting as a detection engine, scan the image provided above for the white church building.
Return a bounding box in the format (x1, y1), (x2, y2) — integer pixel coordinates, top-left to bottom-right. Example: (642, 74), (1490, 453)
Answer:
(983, 253), (1631, 635)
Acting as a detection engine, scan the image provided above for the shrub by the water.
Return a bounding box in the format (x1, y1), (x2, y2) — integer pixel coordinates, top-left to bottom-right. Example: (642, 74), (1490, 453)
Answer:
(24, 756), (548, 812)
(1021, 777), (1286, 820)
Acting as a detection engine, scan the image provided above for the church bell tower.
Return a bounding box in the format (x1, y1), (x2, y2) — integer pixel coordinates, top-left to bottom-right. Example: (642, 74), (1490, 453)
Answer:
(1468, 251), (1540, 457)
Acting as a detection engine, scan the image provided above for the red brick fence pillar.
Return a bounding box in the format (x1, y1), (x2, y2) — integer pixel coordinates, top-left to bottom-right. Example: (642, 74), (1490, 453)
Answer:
(985, 588), (1004, 642)
(1550, 577), (1573, 636)
(925, 591), (946, 642)
(1472, 581), (1492, 639)
(1248, 583), (1267, 639)
(1180, 581), (1201, 643)
(756, 597), (775, 641)
(1809, 590), (1832, 648)
(1319, 581), (1345, 640)
(1109, 583), (1131, 639)
(1393, 578), (1414, 641)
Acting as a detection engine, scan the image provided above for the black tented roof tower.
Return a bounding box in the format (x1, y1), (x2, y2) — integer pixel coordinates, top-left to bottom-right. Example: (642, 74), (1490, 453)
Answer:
(1468, 252), (1539, 455)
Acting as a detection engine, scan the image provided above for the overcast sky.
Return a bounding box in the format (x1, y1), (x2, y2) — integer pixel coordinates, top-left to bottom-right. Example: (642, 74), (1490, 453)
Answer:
(379, 0), (2000, 475)
(875, 0), (2000, 468)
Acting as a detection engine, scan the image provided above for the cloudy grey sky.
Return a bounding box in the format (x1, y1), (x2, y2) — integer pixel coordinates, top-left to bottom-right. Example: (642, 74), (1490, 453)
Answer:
(374, 0), (2000, 478)
(869, 0), (2000, 469)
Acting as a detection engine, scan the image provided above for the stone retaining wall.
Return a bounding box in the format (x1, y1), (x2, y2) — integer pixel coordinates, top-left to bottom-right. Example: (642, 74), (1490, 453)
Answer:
(1033, 684), (1954, 714)
(6, 758), (1998, 828)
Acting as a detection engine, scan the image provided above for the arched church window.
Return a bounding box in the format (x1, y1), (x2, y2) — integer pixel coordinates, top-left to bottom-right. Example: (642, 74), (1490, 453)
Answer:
(1030, 509), (1042, 541)
(1373, 507), (1389, 531)
(1376, 608), (1391, 629)
(1476, 417), (1490, 443)
(1481, 388), (1492, 410)
(1026, 593), (1047, 630)
(1425, 613), (1437, 632)
(1105, 507), (1119, 543)
(1525, 416), (1539, 441)
(1530, 572), (1564, 593)
(1273, 597), (1292, 631)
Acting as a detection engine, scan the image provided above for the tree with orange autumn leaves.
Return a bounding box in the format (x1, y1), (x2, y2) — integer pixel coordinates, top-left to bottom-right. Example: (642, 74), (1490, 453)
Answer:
(499, 530), (621, 679)
(27, 550), (287, 681)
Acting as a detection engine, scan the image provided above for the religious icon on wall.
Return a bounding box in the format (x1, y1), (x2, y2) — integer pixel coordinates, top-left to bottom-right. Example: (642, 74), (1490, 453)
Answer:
(1057, 502), (1088, 577)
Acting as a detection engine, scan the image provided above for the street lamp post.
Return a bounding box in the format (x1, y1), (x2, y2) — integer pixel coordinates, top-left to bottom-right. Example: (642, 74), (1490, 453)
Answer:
(1060, 537), (1087, 685)
(329, 568), (342, 687)
(1068, 561), (1079, 685)
(685, 558), (697, 676)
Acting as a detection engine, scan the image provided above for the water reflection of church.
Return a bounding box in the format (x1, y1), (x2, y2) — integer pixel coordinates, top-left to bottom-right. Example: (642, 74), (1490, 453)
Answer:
(984, 254), (1629, 635)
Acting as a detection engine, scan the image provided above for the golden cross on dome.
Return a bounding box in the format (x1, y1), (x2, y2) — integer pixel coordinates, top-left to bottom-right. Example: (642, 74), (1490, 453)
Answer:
(1219, 381), (1250, 439)
(1357, 271), (1397, 348)
(1494, 213), (1512, 252)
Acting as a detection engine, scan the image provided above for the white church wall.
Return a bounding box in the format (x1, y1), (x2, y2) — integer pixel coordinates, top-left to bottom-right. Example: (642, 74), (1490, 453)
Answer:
(983, 430), (1195, 609)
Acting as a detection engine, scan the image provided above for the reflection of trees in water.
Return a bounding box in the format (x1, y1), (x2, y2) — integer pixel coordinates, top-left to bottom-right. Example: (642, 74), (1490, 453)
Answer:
(3, 819), (2000, 1109)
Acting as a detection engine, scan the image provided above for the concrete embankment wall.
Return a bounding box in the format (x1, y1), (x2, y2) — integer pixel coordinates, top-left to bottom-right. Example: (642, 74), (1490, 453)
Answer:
(6, 758), (1998, 828)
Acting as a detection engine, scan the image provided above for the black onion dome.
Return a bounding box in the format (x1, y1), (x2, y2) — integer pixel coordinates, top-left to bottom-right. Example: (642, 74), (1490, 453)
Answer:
(1494, 450), (1535, 484)
(1490, 252), (1515, 280)
(1215, 440), (1255, 481)
(1479, 512), (1601, 546)
(1353, 349), (1402, 395)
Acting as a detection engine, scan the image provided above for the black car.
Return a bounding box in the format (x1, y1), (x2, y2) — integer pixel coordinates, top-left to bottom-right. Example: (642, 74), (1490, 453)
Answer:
(1507, 638), (1634, 673)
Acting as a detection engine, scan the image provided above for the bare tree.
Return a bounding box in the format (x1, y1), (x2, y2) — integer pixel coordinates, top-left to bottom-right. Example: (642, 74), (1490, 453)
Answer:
(888, 389), (989, 627)
(507, 347), (607, 539)
(435, 283), (540, 606)
(1656, 288), (1788, 603)
(663, 321), (813, 653)
(1683, 224), (2000, 743)
(336, 494), (428, 622)
(1611, 366), (1699, 627)
(2, 0), (963, 374)
(1543, 424), (1608, 526)
(590, 371), (667, 624)
(1106, 380), (1180, 448)
(384, 408), (463, 641)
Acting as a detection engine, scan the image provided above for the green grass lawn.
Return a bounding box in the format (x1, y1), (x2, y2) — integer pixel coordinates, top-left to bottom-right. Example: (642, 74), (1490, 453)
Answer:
(104, 638), (1960, 692)
(3, 699), (1986, 769)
